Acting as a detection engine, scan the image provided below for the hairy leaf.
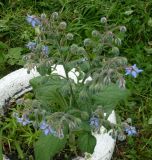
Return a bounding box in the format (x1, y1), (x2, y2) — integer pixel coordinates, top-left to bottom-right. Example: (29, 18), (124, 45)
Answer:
(30, 76), (68, 109)
(34, 133), (67, 160)
(5, 47), (24, 65)
(77, 132), (96, 154)
(93, 84), (130, 111)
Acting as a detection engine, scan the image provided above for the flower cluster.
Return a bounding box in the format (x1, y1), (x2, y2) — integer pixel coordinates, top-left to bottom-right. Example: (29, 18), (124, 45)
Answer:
(13, 111), (64, 138)
(23, 13), (142, 143)
(26, 42), (49, 55)
(39, 121), (64, 138)
(13, 113), (32, 126)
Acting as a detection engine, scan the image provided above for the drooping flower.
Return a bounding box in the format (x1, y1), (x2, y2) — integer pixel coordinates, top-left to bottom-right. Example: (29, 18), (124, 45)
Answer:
(42, 45), (49, 55)
(16, 114), (32, 126)
(26, 42), (37, 50)
(118, 77), (126, 88)
(124, 126), (137, 136)
(26, 15), (41, 27)
(40, 121), (57, 136)
(125, 64), (143, 78)
(89, 116), (100, 128)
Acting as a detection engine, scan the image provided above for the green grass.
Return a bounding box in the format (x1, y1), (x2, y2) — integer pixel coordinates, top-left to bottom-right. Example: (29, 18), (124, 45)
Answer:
(0, 0), (152, 159)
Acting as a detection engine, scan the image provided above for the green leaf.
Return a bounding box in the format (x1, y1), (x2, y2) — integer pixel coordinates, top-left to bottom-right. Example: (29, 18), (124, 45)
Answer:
(37, 63), (52, 76)
(93, 84), (130, 111)
(6, 47), (24, 65)
(34, 133), (67, 160)
(14, 141), (24, 159)
(77, 132), (96, 154)
(0, 41), (8, 49)
(30, 76), (49, 89)
(30, 76), (68, 109)
(35, 86), (68, 109)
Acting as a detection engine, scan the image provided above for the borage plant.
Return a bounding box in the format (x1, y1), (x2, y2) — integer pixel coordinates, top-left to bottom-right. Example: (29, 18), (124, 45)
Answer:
(12, 12), (142, 160)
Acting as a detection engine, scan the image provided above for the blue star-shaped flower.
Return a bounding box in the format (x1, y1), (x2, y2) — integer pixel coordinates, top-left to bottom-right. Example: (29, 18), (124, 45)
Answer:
(125, 64), (143, 78)
(42, 45), (49, 55)
(125, 126), (137, 136)
(26, 15), (41, 28)
(89, 116), (100, 128)
(40, 121), (57, 136)
(16, 114), (32, 126)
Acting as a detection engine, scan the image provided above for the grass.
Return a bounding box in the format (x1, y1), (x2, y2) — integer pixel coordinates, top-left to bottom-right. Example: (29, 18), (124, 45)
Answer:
(0, 0), (152, 159)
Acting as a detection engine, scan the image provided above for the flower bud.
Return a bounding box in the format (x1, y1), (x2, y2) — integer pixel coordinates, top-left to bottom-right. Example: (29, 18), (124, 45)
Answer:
(126, 118), (132, 124)
(35, 26), (41, 35)
(41, 13), (46, 19)
(100, 17), (107, 23)
(70, 44), (78, 54)
(66, 33), (74, 40)
(148, 18), (152, 27)
(117, 133), (126, 141)
(59, 21), (67, 30)
(51, 12), (59, 20)
(84, 38), (92, 47)
(112, 47), (119, 55)
(92, 30), (99, 37)
(120, 26), (127, 32)
(77, 47), (86, 54)
(81, 112), (89, 120)
(115, 37), (122, 46)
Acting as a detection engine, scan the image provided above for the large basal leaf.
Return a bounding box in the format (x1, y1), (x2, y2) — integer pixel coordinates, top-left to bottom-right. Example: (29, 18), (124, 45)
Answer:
(34, 133), (67, 160)
(77, 132), (96, 154)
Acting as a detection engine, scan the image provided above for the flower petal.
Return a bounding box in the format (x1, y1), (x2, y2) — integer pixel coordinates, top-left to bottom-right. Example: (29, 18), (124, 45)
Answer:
(131, 71), (137, 78)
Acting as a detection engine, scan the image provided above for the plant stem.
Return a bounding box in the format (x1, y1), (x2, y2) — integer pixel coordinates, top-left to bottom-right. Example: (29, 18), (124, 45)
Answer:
(62, 64), (79, 108)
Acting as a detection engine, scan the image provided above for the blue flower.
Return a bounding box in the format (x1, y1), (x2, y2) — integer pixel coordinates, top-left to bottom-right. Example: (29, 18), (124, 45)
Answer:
(26, 15), (41, 27)
(16, 114), (32, 126)
(125, 64), (143, 78)
(124, 126), (137, 136)
(89, 116), (100, 128)
(26, 42), (37, 50)
(40, 121), (57, 136)
(42, 45), (49, 55)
